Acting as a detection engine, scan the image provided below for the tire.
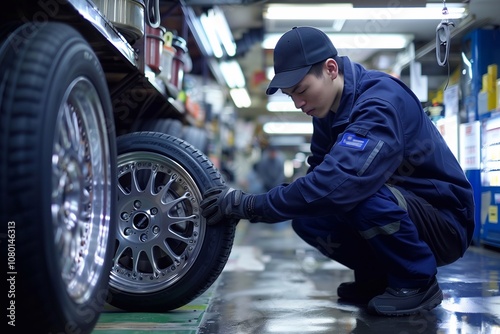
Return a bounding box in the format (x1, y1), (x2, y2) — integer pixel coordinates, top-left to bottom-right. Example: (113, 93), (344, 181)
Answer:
(107, 132), (236, 311)
(183, 125), (209, 153)
(139, 118), (184, 138)
(0, 22), (116, 333)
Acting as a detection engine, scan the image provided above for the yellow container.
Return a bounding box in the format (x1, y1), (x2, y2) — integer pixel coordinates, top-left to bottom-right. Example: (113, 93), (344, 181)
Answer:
(482, 73), (489, 92)
(488, 64), (498, 82)
(482, 64), (498, 111)
(497, 79), (500, 110)
(491, 84), (498, 111)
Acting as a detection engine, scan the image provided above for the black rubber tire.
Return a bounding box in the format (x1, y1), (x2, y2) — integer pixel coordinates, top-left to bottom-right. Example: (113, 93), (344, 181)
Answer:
(0, 22), (117, 333)
(107, 132), (236, 311)
(183, 125), (209, 153)
(139, 118), (184, 138)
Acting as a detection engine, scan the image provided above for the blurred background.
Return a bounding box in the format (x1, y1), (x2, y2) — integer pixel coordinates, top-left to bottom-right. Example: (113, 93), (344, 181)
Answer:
(148, 0), (500, 193)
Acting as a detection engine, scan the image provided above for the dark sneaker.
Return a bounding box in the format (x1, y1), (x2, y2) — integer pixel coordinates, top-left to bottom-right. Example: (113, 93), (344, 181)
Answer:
(367, 277), (443, 316)
(337, 280), (387, 303)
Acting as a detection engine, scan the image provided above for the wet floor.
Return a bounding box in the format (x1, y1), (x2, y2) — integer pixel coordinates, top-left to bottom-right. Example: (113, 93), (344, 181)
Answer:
(198, 221), (500, 334)
(94, 221), (500, 334)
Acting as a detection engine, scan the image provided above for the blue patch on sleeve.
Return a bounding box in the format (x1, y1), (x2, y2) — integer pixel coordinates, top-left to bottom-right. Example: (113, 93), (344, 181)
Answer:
(339, 132), (369, 150)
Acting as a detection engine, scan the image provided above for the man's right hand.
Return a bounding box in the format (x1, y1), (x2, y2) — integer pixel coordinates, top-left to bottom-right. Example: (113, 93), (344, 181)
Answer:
(200, 186), (255, 225)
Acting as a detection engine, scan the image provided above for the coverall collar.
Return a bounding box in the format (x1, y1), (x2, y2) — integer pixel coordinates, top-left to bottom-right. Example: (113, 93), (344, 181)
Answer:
(329, 56), (358, 128)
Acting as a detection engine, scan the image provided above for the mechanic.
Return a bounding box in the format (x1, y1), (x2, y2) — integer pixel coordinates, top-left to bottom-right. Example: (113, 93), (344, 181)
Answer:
(200, 26), (475, 316)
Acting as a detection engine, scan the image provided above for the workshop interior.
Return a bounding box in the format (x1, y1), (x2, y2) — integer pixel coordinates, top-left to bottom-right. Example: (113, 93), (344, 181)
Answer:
(1, 0), (500, 333)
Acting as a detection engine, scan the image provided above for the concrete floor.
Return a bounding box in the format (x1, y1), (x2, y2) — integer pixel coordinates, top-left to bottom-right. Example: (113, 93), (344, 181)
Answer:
(94, 221), (500, 334)
(198, 221), (500, 334)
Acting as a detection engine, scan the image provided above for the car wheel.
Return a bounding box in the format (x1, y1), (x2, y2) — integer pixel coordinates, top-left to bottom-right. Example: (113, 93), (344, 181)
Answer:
(107, 131), (236, 311)
(0, 22), (116, 333)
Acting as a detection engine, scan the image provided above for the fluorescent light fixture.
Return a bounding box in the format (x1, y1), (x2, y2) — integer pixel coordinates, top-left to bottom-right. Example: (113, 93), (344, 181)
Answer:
(200, 11), (224, 58)
(200, 7), (236, 59)
(186, 6), (213, 58)
(220, 60), (246, 88)
(263, 33), (413, 50)
(267, 101), (300, 112)
(264, 3), (467, 21)
(212, 7), (236, 57)
(263, 122), (313, 135)
(266, 91), (300, 112)
(264, 3), (352, 20)
(230, 88), (251, 108)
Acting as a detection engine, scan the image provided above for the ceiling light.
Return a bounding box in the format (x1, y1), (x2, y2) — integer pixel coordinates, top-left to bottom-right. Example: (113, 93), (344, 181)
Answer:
(263, 122), (313, 135)
(199, 7), (236, 58)
(266, 91), (299, 112)
(263, 33), (413, 50)
(264, 3), (467, 21)
(200, 11), (223, 58)
(264, 3), (353, 20)
(212, 7), (236, 57)
(267, 101), (300, 112)
(219, 60), (246, 88)
(230, 88), (251, 108)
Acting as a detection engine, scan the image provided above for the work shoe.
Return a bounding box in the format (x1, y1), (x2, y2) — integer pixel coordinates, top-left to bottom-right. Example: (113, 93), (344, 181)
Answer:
(337, 280), (387, 303)
(367, 276), (443, 316)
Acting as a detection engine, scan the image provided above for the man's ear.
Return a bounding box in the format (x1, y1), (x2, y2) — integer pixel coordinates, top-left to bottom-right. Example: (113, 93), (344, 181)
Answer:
(325, 58), (338, 79)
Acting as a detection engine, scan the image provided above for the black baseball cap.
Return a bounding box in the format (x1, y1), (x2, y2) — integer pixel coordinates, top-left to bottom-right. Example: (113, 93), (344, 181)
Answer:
(266, 26), (338, 95)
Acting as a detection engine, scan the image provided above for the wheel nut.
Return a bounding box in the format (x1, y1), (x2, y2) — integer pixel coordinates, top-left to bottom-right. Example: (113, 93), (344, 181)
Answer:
(140, 233), (148, 242)
(151, 207), (158, 215)
(153, 226), (160, 234)
(121, 212), (129, 220)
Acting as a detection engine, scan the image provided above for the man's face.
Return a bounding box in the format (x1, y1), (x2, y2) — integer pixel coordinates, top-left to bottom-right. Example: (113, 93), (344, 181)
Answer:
(281, 62), (338, 119)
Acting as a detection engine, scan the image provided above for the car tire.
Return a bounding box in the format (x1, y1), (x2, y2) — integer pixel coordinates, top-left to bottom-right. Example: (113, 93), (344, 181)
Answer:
(0, 22), (117, 333)
(107, 131), (236, 311)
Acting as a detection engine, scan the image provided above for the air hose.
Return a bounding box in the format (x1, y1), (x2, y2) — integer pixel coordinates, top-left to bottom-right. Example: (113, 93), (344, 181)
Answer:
(436, 2), (454, 67)
(146, 0), (161, 28)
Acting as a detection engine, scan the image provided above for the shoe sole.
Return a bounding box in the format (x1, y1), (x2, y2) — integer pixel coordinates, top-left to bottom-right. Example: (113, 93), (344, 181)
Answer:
(368, 289), (443, 317)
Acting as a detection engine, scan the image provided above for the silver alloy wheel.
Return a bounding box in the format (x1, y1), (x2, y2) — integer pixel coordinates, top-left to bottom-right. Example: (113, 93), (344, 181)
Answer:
(52, 77), (113, 304)
(110, 151), (205, 293)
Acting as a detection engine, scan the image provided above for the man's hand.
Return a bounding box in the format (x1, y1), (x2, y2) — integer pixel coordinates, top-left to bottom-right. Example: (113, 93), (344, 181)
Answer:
(200, 186), (254, 225)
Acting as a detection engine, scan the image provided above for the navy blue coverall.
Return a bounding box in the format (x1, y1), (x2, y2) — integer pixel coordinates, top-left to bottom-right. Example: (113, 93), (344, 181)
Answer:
(251, 57), (475, 288)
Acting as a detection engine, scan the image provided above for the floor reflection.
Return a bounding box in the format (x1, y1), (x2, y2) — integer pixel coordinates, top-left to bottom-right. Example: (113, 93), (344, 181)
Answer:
(198, 222), (500, 334)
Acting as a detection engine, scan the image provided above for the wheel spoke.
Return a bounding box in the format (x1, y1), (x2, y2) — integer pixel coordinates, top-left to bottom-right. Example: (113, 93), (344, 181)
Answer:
(147, 248), (162, 275)
(164, 194), (197, 223)
(131, 248), (142, 273)
(60, 104), (73, 150)
(113, 241), (129, 268)
(166, 226), (191, 243)
(158, 173), (175, 198)
(131, 164), (144, 194)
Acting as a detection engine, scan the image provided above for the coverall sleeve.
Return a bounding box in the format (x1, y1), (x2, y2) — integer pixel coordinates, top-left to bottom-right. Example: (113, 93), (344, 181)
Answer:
(252, 94), (407, 222)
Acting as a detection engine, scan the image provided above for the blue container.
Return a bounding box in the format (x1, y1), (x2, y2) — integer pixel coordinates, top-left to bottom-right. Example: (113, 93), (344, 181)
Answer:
(461, 29), (500, 122)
